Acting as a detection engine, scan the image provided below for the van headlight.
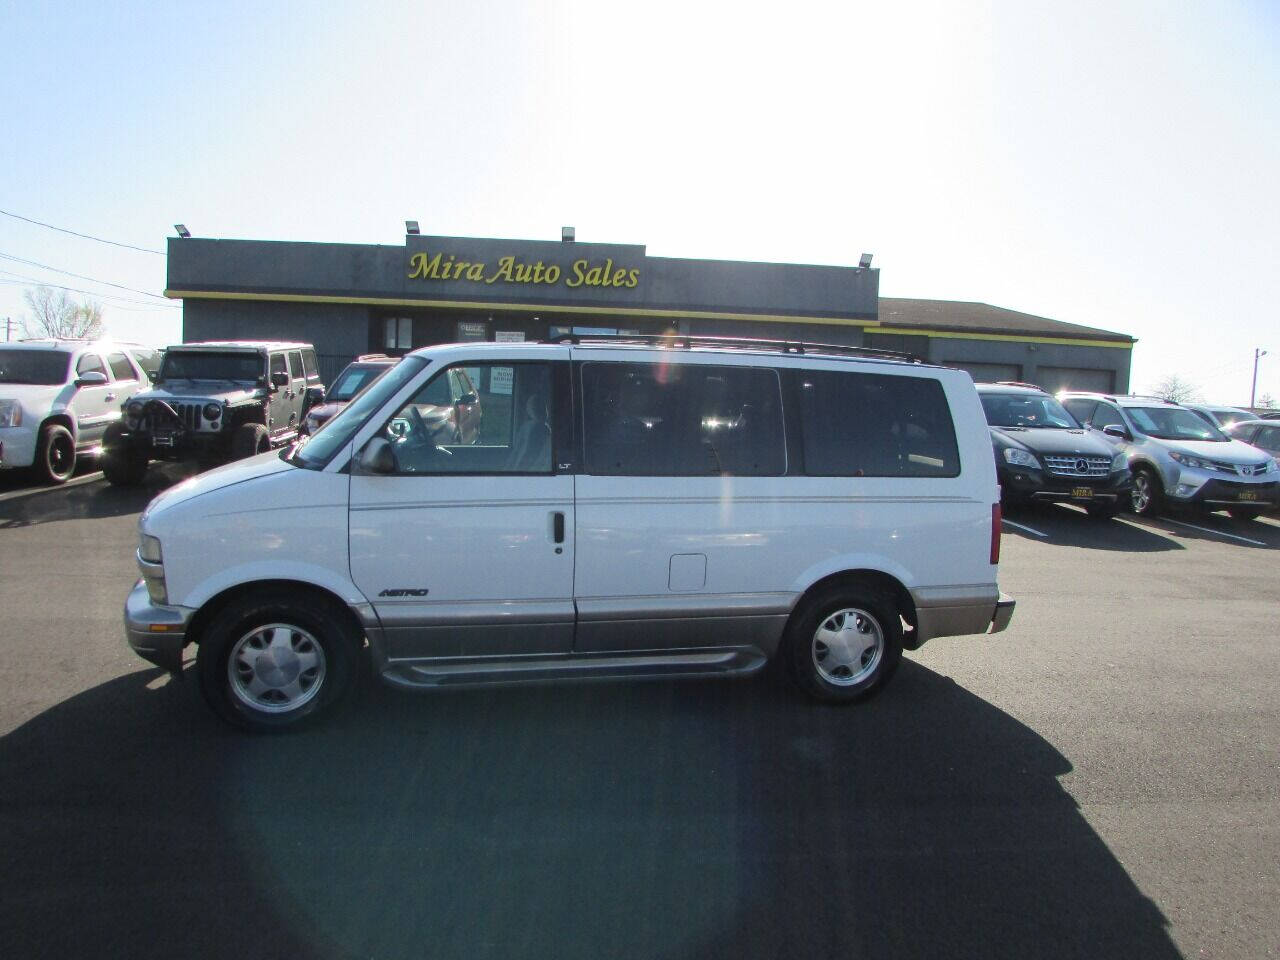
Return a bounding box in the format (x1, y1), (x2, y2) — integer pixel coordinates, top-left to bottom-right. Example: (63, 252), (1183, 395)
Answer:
(139, 534), (163, 563)
(0, 400), (22, 428)
(1003, 448), (1040, 468)
(138, 534), (167, 604)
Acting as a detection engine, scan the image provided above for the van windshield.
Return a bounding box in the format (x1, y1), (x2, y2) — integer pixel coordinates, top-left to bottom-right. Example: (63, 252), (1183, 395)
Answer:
(290, 356), (426, 469)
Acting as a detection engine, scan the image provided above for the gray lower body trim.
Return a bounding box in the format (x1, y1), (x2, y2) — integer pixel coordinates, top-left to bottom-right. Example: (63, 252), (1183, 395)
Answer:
(575, 593), (794, 654)
(374, 599), (576, 658)
(910, 584), (1006, 645)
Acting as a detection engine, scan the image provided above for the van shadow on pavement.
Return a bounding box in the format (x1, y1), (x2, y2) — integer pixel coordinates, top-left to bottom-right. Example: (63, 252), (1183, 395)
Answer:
(0, 663), (1182, 960)
(0, 465), (187, 528)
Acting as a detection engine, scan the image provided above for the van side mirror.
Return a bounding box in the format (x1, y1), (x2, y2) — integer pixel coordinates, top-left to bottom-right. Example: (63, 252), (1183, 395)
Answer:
(146, 370), (158, 383)
(358, 437), (396, 474)
(306, 385), (326, 405)
(1102, 424), (1129, 440)
(270, 371), (290, 389)
(75, 371), (108, 388)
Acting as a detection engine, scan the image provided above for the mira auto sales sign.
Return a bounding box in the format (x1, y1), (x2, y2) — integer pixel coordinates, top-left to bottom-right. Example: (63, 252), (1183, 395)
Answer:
(407, 238), (642, 293)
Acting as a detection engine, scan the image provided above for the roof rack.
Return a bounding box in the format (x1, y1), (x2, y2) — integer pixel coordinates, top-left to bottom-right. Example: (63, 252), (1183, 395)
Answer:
(992, 380), (1045, 390)
(543, 332), (922, 364)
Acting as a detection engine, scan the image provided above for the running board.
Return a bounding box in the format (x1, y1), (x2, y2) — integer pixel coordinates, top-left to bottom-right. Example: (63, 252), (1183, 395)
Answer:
(379, 647), (768, 690)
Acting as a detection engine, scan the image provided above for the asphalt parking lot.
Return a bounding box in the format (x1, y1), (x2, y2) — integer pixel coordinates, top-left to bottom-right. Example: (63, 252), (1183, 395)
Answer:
(0, 470), (1276, 960)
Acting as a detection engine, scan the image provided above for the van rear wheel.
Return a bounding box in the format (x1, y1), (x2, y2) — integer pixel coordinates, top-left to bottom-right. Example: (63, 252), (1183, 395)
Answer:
(785, 585), (902, 704)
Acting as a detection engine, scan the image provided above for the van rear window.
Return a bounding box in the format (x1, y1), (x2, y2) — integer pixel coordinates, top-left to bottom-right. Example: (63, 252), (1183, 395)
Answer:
(800, 370), (960, 477)
(582, 362), (785, 476)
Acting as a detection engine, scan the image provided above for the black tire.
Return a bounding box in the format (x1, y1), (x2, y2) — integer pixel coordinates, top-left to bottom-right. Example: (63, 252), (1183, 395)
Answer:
(231, 422), (271, 460)
(1227, 507), (1265, 522)
(35, 423), (76, 484)
(784, 583), (903, 704)
(100, 423), (149, 486)
(196, 589), (360, 731)
(1086, 501), (1120, 519)
(1129, 466), (1163, 517)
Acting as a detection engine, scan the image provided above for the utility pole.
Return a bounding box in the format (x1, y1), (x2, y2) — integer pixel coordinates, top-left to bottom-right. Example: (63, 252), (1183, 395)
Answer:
(1251, 348), (1268, 408)
(3, 316), (11, 342)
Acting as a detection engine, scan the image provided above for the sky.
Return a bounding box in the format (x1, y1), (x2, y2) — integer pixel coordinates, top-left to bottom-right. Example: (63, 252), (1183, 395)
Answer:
(2, 0), (1278, 406)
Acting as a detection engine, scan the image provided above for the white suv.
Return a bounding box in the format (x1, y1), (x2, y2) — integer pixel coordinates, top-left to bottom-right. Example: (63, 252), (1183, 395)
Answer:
(0, 339), (158, 483)
(124, 336), (1015, 730)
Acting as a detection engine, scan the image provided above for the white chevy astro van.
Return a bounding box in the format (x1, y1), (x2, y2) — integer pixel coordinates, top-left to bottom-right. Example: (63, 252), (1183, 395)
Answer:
(125, 336), (1014, 730)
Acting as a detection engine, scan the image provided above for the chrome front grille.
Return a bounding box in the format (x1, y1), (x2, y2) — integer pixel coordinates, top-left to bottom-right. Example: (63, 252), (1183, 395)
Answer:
(1042, 455), (1110, 477)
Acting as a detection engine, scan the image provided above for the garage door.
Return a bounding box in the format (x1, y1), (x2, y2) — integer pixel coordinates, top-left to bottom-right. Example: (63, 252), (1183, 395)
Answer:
(1036, 366), (1115, 395)
(944, 361), (1022, 384)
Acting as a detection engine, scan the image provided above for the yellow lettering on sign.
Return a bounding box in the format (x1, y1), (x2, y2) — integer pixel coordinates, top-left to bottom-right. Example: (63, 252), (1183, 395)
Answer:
(410, 251), (641, 288)
(407, 251), (442, 279)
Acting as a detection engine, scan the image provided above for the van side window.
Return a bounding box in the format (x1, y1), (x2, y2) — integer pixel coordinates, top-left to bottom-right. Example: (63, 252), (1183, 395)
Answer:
(287, 351), (303, 379)
(582, 362), (785, 477)
(800, 370), (960, 477)
(377, 362), (551, 474)
(301, 349), (318, 378)
(270, 353), (288, 378)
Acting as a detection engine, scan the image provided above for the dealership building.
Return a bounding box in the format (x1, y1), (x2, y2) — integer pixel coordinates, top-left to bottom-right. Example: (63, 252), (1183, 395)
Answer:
(166, 231), (1134, 393)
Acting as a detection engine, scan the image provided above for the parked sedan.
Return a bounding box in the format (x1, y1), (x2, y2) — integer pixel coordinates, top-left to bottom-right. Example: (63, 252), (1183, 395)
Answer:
(1226, 419), (1280, 458)
(301, 355), (397, 436)
(977, 382), (1130, 517)
(1185, 404), (1260, 432)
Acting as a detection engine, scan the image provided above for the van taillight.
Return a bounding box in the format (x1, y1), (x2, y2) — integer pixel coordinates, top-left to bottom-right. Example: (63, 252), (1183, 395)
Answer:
(990, 503), (1002, 565)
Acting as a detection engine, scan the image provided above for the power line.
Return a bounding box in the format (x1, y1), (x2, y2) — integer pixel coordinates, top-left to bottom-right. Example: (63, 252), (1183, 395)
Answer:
(0, 273), (179, 310)
(0, 269), (176, 306)
(0, 207), (165, 255)
(0, 251), (169, 300)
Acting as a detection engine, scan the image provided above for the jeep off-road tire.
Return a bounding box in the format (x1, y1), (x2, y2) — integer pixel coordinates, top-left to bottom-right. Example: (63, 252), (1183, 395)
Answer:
(101, 423), (149, 486)
(231, 422), (271, 460)
(35, 423), (76, 484)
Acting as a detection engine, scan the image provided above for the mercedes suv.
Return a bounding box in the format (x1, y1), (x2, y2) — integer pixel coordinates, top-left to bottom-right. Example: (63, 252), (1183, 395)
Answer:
(1060, 392), (1278, 520)
(976, 382), (1130, 518)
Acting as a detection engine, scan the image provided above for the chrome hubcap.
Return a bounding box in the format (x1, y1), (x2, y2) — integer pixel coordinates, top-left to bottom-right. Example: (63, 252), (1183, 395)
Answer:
(811, 607), (883, 687)
(228, 623), (326, 714)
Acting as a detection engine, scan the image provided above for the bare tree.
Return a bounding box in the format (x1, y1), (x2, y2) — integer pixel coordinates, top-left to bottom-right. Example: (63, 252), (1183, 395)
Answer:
(1148, 374), (1200, 404)
(1258, 393), (1275, 409)
(21, 286), (105, 340)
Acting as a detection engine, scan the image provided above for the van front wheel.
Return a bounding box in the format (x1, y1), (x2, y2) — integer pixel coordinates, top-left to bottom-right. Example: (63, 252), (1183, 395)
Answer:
(785, 586), (902, 704)
(197, 591), (359, 731)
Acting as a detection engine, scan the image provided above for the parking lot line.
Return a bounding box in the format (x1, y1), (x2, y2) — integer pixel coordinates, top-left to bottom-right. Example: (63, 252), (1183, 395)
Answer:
(1002, 517), (1049, 538)
(1160, 518), (1267, 547)
(0, 472), (103, 504)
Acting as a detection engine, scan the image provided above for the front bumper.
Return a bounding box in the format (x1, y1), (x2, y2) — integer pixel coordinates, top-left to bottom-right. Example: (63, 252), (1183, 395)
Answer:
(124, 580), (194, 674)
(1163, 471), (1278, 510)
(0, 426), (38, 469)
(999, 465), (1132, 504)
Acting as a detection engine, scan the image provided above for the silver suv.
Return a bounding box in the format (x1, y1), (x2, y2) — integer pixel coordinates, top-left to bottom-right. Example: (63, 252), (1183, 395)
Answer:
(1059, 392), (1278, 520)
(0, 339), (158, 483)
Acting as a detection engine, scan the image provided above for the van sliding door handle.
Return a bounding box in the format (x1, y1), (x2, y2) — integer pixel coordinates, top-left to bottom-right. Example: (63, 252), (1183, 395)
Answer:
(552, 512), (565, 544)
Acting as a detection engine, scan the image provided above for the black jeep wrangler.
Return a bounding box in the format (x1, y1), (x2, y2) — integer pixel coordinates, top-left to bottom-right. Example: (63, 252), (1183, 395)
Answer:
(101, 341), (324, 485)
